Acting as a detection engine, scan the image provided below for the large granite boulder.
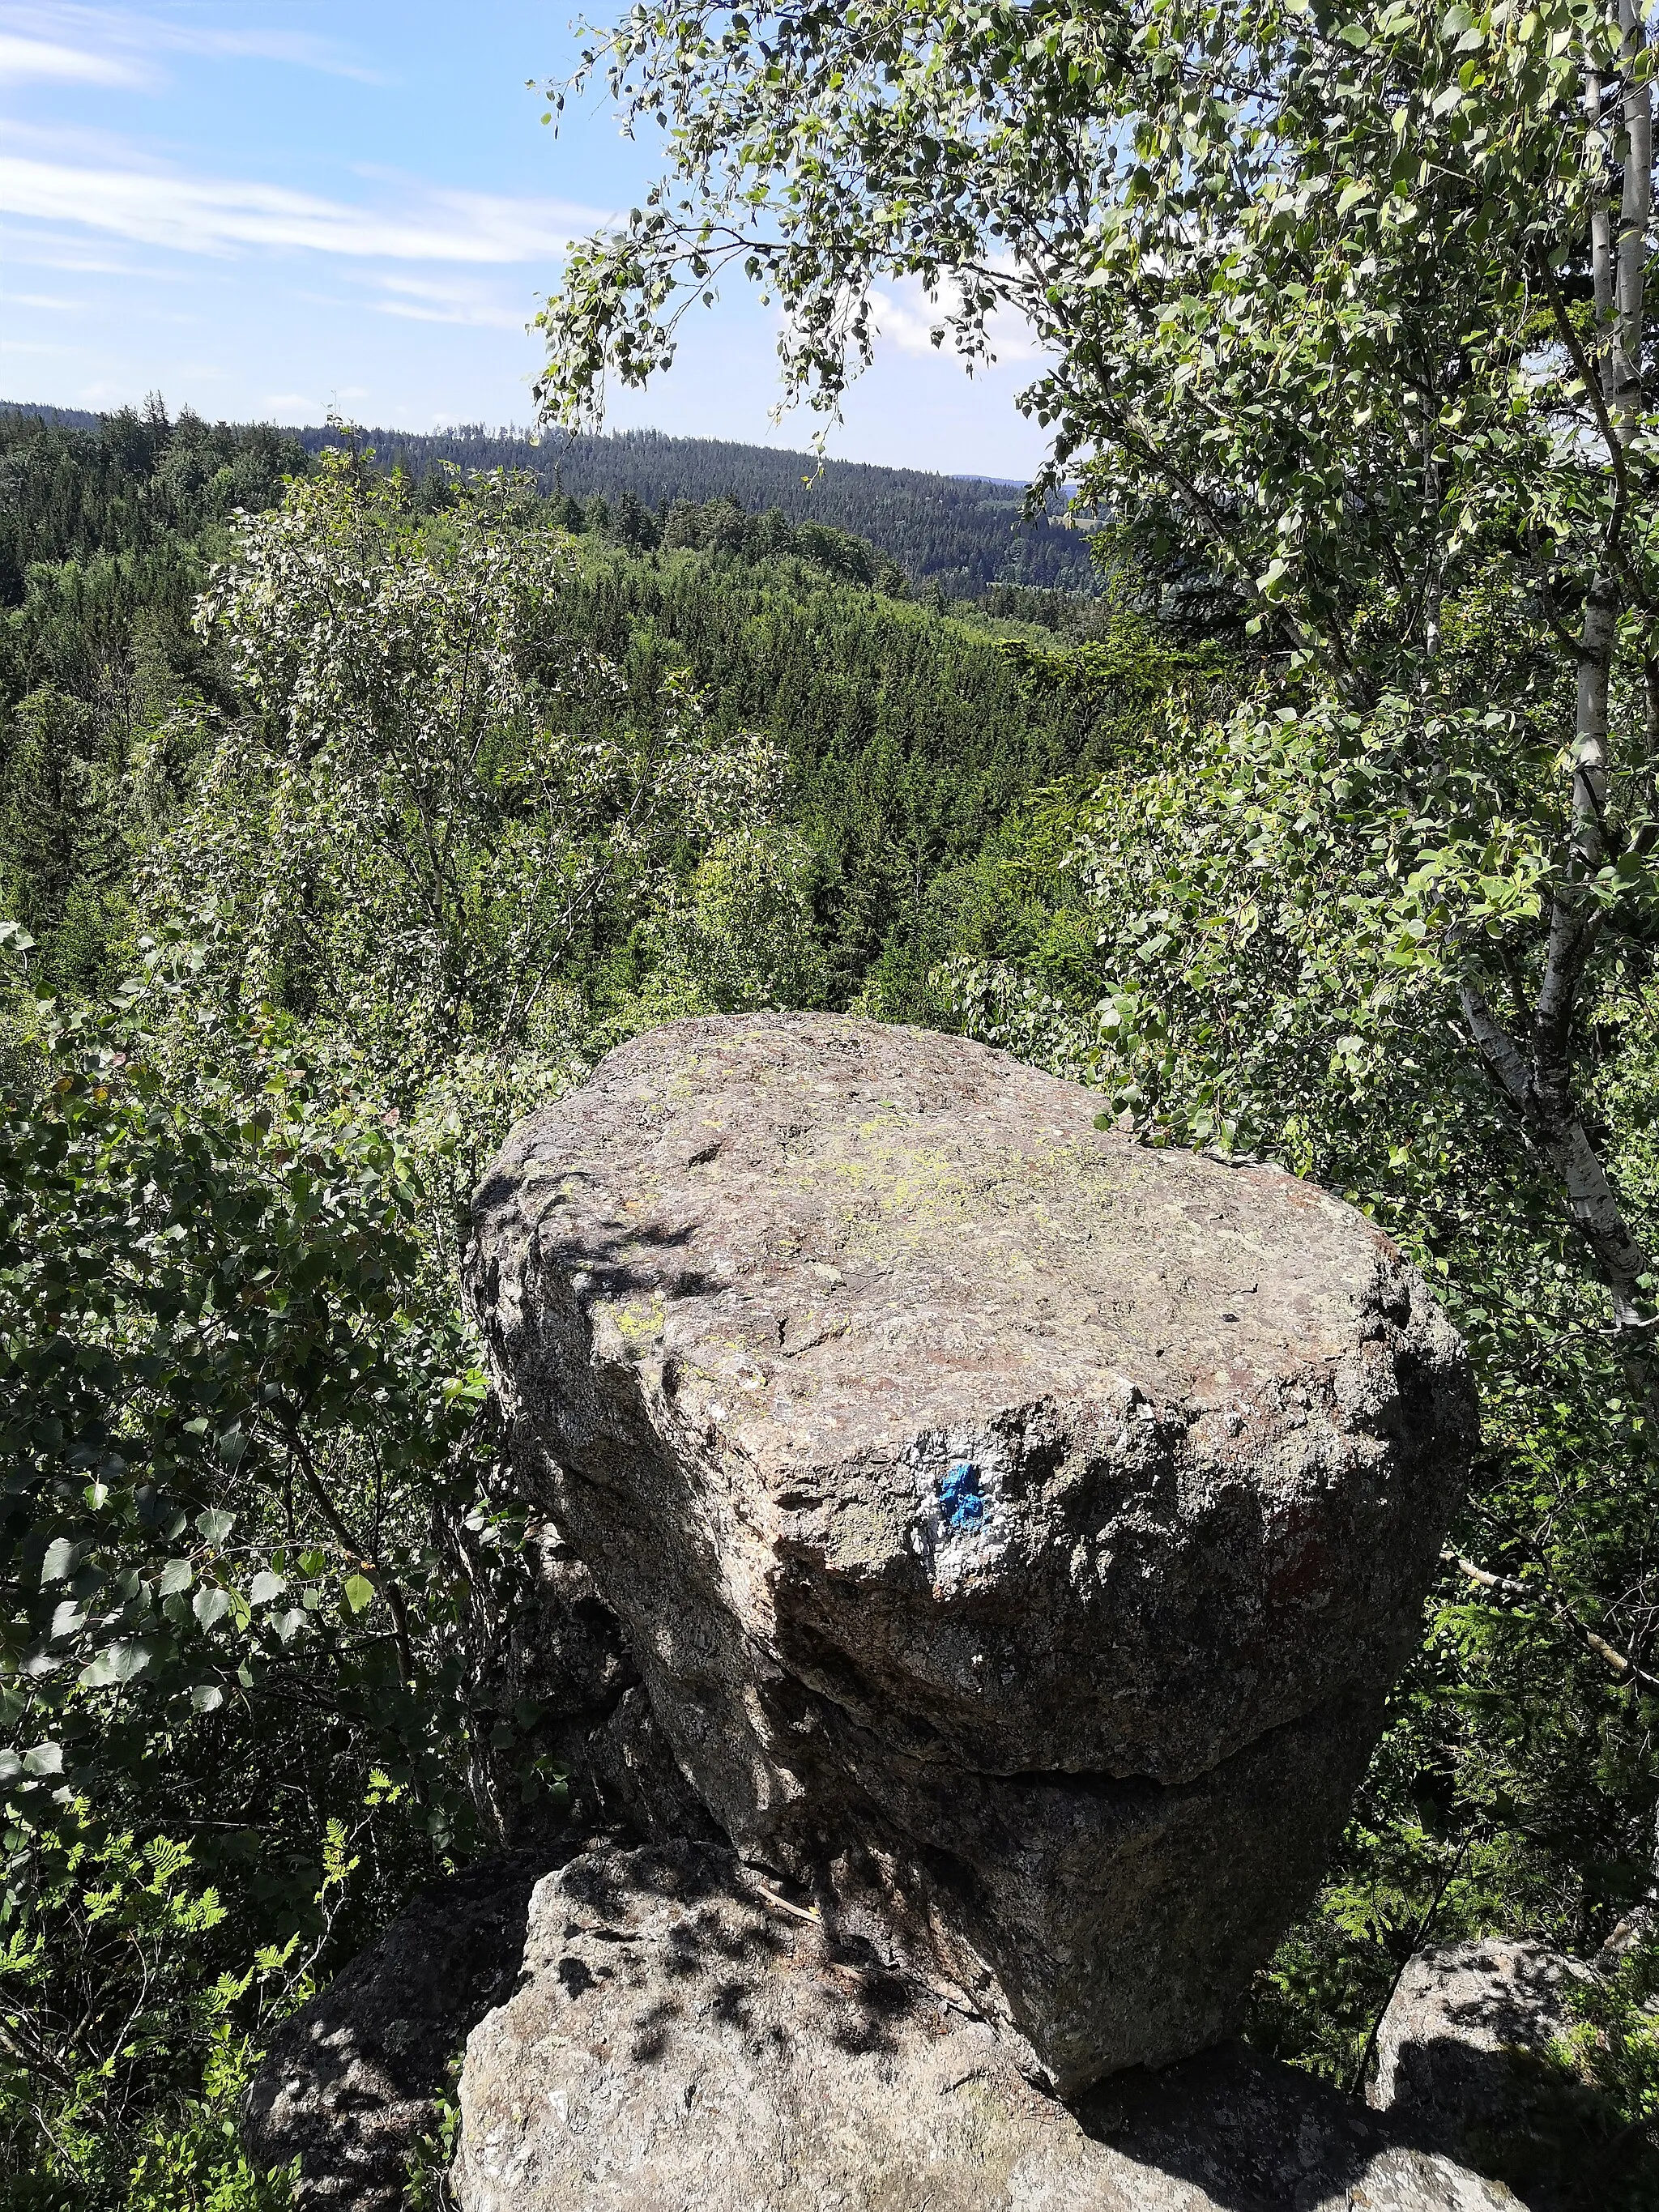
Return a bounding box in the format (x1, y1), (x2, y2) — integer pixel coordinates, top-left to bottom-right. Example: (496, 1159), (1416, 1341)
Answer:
(465, 1013), (1477, 2092)
(454, 1839), (1518, 2212)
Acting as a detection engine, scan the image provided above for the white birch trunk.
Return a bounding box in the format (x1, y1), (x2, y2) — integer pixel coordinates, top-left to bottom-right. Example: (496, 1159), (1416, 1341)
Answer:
(1474, 11), (1655, 1328)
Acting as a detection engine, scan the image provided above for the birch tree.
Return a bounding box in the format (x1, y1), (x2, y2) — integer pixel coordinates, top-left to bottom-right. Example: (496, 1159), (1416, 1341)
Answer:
(537, 0), (1659, 1334)
(163, 450), (770, 1081)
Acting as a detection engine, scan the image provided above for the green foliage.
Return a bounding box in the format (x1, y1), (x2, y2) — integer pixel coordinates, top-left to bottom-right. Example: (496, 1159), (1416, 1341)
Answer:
(0, 686), (131, 998)
(535, 0), (1649, 644)
(943, 693), (1659, 2181)
(0, 931), (505, 1831)
(402, 2067), (462, 2212)
(0, 912), (544, 2193)
(0, 403), (306, 1005)
(1, 402), (305, 599)
(159, 452), (770, 1077)
(541, 539), (1230, 1016)
(0, 1811), (302, 2210)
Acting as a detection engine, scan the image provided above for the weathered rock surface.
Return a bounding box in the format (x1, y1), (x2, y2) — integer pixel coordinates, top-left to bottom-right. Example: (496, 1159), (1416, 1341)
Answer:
(242, 1855), (546, 2209)
(454, 1840), (1518, 2212)
(1370, 1940), (1609, 2208)
(466, 1013), (1478, 2091)
(1371, 1939), (1593, 2127)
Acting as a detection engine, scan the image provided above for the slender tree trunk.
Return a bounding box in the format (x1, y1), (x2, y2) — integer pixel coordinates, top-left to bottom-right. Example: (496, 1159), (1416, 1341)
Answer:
(1588, 56), (1614, 335)
(1458, 976), (1648, 1319)
(1616, 0), (1652, 442)
(1461, 11), (1653, 1328)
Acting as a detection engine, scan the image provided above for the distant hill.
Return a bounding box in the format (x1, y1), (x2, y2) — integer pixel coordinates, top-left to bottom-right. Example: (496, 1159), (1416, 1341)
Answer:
(0, 404), (1094, 595)
(2, 403), (100, 431)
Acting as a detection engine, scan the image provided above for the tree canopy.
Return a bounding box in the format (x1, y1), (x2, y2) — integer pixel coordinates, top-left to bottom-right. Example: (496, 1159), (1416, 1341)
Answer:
(539, 0), (1659, 1332)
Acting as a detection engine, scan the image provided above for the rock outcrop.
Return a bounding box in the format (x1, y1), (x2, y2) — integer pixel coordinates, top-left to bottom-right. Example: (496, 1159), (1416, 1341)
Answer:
(241, 1549), (719, 2210)
(466, 1012), (1478, 2092)
(1371, 1939), (1594, 2130)
(454, 1839), (1519, 2212)
(1370, 1940), (1610, 2208)
(242, 1855), (548, 2209)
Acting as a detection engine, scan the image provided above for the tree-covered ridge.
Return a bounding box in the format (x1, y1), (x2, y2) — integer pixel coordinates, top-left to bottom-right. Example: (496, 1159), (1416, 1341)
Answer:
(0, 403), (1165, 1017)
(0, 403), (1095, 596)
(289, 423), (1094, 595)
(537, 541), (1226, 1012)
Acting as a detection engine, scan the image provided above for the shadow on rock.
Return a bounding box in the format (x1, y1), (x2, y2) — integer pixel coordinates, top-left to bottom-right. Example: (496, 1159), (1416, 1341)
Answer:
(451, 1841), (1520, 2212)
(241, 1852), (552, 2210)
(1367, 1938), (1659, 2211)
(1080, 2039), (1512, 2212)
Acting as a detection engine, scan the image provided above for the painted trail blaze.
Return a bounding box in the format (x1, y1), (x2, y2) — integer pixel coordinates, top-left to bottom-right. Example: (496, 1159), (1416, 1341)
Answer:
(941, 1460), (983, 1531)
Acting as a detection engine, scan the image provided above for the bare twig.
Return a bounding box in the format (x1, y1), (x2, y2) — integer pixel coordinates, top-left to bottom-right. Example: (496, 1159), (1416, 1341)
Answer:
(1445, 1550), (1659, 1695)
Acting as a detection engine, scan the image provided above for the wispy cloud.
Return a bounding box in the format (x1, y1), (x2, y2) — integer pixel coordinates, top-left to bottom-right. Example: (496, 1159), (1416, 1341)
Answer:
(372, 274), (529, 330)
(0, 28), (142, 82)
(0, 5), (380, 83)
(0, 220), (177, 278)
(0, 153), (606, 262)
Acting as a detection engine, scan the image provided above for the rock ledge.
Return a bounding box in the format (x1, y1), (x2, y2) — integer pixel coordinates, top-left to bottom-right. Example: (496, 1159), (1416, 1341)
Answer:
(454, 1840), (1519, 2212)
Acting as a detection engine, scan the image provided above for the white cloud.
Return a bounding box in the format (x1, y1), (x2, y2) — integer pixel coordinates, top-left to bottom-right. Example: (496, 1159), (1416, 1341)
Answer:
(872, 274), (1046, 367)
(373, 274), (528, 330)
(0, 5), (379, 83)
(0, 29), (143, 83)
(0, 152), (606, 262)
(870, 286), (947, 357)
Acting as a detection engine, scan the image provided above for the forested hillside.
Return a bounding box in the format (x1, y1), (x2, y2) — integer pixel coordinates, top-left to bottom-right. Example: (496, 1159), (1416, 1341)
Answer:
(0, 403), (1094, 595)
(0, 403), (1179, 1018)
(5, 380), (1659, 2212)
(0, 414), (1210, 2212)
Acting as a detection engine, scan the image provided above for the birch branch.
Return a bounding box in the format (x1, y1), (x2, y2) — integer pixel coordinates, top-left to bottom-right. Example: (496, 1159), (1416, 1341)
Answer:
(1445, 1550), (1659, 1696)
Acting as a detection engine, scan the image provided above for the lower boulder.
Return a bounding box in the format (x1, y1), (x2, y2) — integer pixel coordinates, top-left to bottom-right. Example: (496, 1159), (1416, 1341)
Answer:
(453, 1839), (1519, 2212)
(1367, 1939), (1638, 2210)
(242, 1854), (544, 2209)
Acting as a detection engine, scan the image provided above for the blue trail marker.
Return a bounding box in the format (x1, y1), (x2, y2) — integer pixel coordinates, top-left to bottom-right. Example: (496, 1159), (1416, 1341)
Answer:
(940, 1460), (983, 1531)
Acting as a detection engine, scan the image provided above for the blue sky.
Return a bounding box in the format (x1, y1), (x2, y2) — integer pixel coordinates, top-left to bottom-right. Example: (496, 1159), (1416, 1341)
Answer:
(0, 1), (1052, 475)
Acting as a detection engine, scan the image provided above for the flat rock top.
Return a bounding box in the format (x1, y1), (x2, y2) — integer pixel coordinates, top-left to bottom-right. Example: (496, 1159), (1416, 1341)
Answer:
(480, 1012), (1412, 1473)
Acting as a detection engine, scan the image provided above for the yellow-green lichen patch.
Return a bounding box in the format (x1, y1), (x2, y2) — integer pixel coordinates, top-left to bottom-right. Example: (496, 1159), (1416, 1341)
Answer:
(611, 1298), (667, 1346)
